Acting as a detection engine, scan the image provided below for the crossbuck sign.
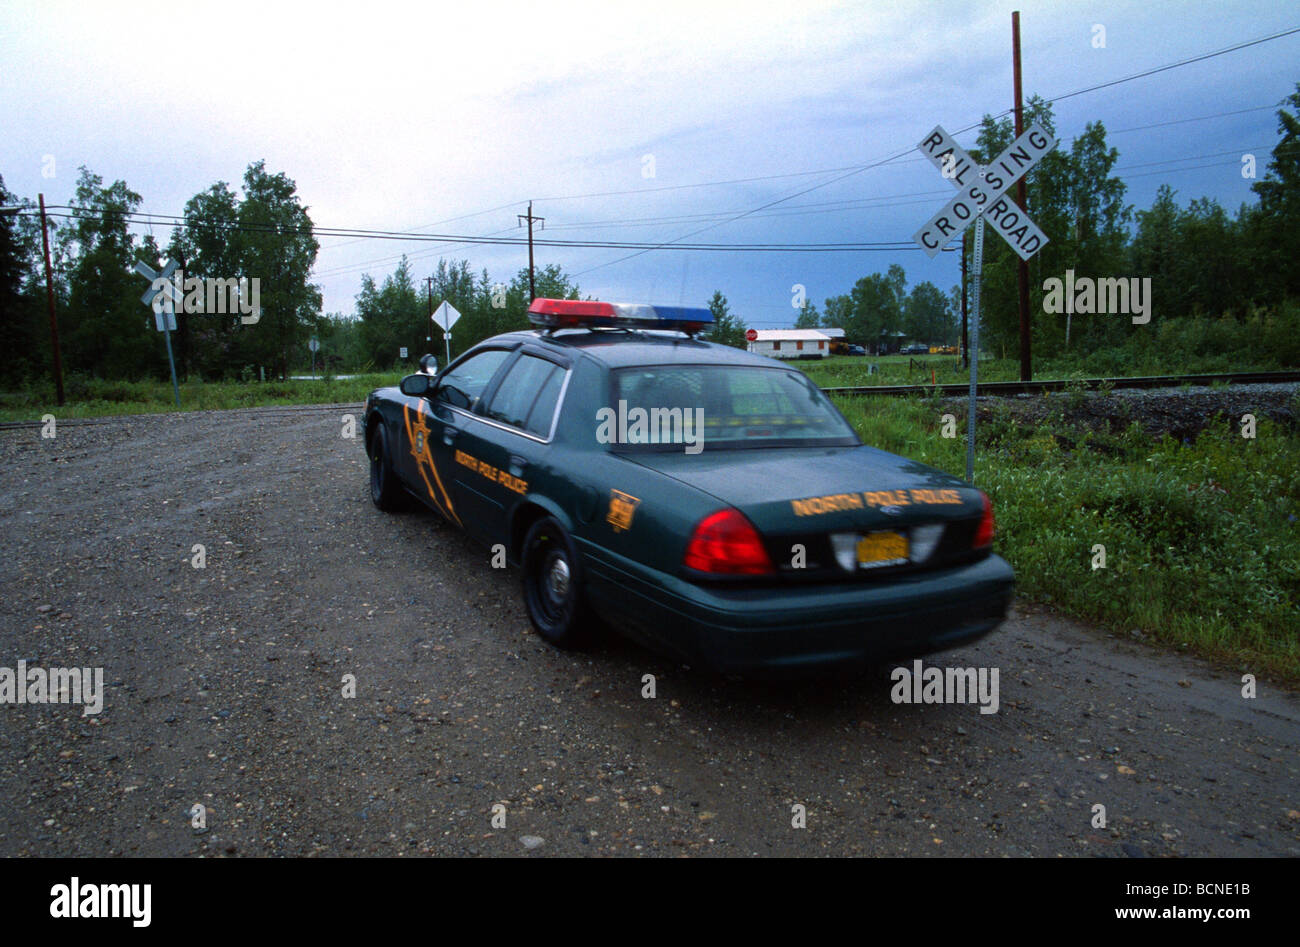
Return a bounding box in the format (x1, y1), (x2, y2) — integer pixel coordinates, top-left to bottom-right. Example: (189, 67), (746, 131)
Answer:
(913, 123), (1057, 261)
(912, 123), (1057, 483)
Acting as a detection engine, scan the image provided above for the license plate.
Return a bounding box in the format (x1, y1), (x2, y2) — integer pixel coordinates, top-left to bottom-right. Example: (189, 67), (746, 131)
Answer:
(856, 531), (909, 568)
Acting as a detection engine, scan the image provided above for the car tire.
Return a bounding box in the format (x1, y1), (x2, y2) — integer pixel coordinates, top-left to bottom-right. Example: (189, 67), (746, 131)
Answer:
(368, 425), (408, 512)
(522, 516), (591, 648)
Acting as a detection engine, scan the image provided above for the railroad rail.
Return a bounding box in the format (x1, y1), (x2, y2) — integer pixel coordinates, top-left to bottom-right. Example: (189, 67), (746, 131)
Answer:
(823, 370), (1300, 398)
(1, 370), (1297, 431)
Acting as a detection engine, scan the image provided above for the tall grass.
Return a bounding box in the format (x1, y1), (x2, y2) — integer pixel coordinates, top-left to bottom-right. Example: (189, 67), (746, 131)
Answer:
(0, 373), (402, 422)
(834, 394), (1300, 682)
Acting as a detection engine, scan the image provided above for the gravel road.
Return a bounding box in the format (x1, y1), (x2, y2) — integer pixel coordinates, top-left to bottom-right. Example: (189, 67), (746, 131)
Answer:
(0, 406), (1296, 857)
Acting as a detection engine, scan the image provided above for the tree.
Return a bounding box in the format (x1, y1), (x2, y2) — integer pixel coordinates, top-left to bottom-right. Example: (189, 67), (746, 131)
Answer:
(59, 168), (159, 379)
(821, 295), (852, 335)
(793, 301), (820, 328)
(168, 182), (240, 375)
(1251, 84), (1300, 299)
(357, 257), (423, 369)
(847, 273), (901, 351)
(904, 281), (951, 344)
(0, 176), (42, 386)
(969, 99), (1129, 358)
(233, 161), (321, 379)
(704, 290), (747, 348)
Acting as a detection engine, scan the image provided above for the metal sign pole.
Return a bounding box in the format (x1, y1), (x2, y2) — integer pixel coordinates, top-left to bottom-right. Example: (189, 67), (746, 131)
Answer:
(162, 297), (181, 408)
(966, 218), (984, 484)
(444, 330), (451, 367)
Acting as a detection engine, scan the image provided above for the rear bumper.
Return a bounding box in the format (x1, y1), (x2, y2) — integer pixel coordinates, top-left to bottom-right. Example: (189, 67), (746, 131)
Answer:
(583, 547), (1015, 676)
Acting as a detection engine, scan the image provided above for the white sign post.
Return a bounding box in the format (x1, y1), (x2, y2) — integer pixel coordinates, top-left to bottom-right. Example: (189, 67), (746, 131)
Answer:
(912, 124), (1057, 482)
(135, 260), (182, 408)
(432, 301), (461, 366)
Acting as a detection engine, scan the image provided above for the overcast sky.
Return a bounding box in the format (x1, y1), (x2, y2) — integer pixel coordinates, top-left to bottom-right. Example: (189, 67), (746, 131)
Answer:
(2, 0), (1296, 327)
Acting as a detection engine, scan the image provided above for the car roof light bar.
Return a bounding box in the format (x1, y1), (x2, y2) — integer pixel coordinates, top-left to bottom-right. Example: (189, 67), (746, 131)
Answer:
(528, 298), (714, 336)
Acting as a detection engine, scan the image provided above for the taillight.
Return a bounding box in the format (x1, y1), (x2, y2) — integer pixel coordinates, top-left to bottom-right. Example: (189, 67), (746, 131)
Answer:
(973, 491), (995, 549)
(684, 509), (774, 575)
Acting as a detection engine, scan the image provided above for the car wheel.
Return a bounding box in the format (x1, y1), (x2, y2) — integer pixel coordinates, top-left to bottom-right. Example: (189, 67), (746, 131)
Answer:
(368, 425), (408, 512)
(522, 516), (590, 648)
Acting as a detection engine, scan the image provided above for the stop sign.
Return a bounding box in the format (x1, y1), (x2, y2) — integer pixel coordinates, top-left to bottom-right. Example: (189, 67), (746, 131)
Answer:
(745, 328), (758, 342)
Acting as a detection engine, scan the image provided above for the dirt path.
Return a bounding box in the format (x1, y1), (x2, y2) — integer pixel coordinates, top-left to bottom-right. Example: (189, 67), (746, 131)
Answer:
(0, 408), (1296, 856)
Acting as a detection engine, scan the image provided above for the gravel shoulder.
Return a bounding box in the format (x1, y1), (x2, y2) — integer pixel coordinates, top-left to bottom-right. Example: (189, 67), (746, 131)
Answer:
(0, 406), (1296, 857)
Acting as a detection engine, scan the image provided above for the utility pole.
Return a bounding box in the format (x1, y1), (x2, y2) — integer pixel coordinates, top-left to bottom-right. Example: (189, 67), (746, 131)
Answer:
(425, 276), (434, 351)
(38, 194), (65, 406)
(1012, 11), (1032, 381)
(517, 201), (544, 302)
(961, 230), (969, 369)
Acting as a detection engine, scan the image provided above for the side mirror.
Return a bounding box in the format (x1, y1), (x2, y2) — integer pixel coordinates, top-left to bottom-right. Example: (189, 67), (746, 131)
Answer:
(399, 373), (433, 397)
(419, 354), (438, 374)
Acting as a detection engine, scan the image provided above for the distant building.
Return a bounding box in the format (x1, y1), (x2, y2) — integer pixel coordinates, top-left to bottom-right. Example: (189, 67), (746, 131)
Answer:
(746, 329), (831, 360)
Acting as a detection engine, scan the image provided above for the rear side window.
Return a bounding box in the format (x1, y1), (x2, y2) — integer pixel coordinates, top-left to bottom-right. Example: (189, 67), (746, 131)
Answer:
(484, 354), (565, 438)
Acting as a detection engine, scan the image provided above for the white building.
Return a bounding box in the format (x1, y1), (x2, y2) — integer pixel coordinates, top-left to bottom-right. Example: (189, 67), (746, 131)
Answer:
(745, 329), (831, 360)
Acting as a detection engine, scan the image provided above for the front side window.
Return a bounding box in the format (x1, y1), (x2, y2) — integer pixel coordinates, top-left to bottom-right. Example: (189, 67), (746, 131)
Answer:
(435, 349), (511, 411)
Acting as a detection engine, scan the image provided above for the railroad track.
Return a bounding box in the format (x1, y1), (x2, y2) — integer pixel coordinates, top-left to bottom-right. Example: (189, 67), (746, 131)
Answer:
(1, 369), (1297, 431)
(823, 370), (1300, 398)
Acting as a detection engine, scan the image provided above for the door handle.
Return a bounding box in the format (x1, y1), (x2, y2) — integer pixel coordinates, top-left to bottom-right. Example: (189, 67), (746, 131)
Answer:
(509, 455), (527, 476)
(443, 427), (458, 446)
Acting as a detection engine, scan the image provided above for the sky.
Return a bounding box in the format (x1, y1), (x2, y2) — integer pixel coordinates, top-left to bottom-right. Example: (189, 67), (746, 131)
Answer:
(2, 0), (1297, 328)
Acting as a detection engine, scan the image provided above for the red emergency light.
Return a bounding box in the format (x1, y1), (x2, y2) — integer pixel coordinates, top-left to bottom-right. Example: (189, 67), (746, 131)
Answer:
(527, 298), (714, 335)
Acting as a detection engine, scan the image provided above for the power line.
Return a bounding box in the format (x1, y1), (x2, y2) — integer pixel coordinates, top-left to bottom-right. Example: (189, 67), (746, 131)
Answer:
(1044, 25), (1300, 105)
(34, 210), (949, 252)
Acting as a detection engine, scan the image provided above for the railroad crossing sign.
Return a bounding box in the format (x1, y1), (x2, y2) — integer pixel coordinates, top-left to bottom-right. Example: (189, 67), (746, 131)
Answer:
(911, 123), (1056, 484)
(135, 259), (180, 331)
(913, 123), (1057, 261)
(134, 259), (182, 408)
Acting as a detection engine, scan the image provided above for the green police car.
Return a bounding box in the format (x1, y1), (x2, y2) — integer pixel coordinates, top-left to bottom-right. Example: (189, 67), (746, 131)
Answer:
(362, 298), (1014, 675)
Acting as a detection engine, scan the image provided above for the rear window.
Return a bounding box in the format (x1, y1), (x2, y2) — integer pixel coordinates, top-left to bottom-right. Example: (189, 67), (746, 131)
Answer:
(608, 365), (858, 450)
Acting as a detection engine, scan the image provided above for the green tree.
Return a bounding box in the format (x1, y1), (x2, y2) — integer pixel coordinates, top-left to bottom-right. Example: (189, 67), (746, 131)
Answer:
(704, 290), (747, 348)
(0, 177), (42, 386)
(234, 161), (321, 379)
(59, 168), (160, 379)
(904, 281), (951, 344)
(168, 181), (240, 376)
(847, 273), (901, 351)
(1251, 84), (1300, 300)
(821, 294), (852, 336)
(357, 256), (424, 369)
(793, 301), (820, 328)
(970, 99), (1129, 358)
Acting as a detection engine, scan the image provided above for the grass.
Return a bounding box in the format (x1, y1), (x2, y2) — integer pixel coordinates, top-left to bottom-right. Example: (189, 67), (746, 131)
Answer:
(0, 373), (402, 422)
(833, 394), (1300, 684)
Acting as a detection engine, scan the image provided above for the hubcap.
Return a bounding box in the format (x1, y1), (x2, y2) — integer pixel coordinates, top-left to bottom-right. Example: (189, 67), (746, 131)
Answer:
(546, 556), (570, 601)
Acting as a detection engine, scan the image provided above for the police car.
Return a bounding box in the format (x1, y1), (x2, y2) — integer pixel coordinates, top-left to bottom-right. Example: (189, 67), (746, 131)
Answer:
(362, 298), (1014, 675)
